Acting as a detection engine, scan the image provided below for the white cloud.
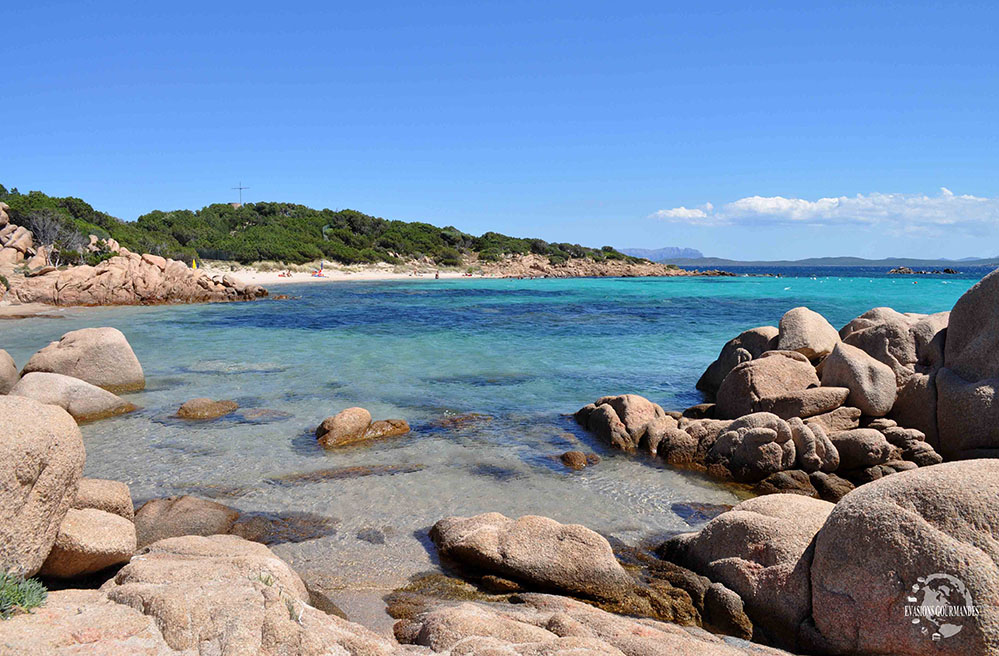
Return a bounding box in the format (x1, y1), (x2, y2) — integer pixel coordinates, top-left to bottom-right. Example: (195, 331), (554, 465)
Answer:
(651, 206), (708, 220)
(650, 188), (999, 234)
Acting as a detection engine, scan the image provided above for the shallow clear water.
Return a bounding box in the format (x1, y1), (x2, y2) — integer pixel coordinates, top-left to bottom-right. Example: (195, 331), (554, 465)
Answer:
(0, 272), (979, 594)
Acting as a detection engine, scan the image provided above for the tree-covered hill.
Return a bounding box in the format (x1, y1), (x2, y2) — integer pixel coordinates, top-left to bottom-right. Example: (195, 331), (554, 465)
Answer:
(0, 184), (641, 267)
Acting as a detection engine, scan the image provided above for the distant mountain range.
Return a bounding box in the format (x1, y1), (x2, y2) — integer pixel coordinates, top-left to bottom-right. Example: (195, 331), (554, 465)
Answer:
(651, 255), (999, 268)
(620, 246), (704, 261)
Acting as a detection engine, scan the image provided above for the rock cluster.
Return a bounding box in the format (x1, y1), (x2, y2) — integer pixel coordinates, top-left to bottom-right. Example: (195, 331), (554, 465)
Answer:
(11, 250), (267, 305)
(1, 211), (266, 306)
(0, 201), (36, 268)
(573, 269), (999, 497)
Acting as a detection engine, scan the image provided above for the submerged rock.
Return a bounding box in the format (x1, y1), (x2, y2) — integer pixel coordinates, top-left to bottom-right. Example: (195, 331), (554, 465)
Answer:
(21, 326), (145, 393)
(176, 397), (239, 419)
(559, 450), (599, 470)
(316, 407), (411, 447)
(134, 495), (240, 549)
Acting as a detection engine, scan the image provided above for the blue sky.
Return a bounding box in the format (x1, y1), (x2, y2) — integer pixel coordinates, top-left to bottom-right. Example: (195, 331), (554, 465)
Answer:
(3, 1), (997, 259)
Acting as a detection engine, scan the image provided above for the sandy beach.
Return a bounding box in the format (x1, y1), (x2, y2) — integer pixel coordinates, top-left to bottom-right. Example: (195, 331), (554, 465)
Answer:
(199, 262), (497, 286)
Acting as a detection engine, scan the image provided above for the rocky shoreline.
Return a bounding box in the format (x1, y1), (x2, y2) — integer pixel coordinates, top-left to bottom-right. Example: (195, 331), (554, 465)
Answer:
(1, 263), (997, 653)
(1, 201), (265, 308)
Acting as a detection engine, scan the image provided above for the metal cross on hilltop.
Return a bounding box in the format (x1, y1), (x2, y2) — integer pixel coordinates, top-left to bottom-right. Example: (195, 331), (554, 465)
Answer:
(232, 181), (249, 205)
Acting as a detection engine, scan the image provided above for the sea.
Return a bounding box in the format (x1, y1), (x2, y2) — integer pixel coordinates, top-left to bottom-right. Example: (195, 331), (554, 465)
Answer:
(1, 266), (990, 616)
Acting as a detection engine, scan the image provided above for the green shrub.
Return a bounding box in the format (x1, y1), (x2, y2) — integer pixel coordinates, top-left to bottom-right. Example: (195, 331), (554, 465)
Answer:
(0, 274), (8, 291)
(0, 183), (640, 267)
(0, 571), (47, 619)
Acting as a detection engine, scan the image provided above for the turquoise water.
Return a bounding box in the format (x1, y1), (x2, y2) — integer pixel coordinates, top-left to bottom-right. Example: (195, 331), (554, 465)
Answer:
(0, 273), (978, 597)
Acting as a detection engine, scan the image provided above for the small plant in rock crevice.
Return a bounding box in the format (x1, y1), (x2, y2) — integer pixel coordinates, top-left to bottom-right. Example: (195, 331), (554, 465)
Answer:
(0, 571), (48, 619)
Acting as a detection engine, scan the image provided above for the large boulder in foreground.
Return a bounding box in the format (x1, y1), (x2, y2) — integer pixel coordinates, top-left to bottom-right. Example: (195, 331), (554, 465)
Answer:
(1, 535), (403, 655)
(0, 348), (18, 393)
(395, 592), (794, 656)
(809, 460), (999, 656)
(39, 507), (136, 578)
(21, 326), (145, 392)
(820, 342), (896, 417)
(0, 396), (86, 576)
(696, 325), (779, 396)
(935, 268), (999, 459)
(430, 512), (633, 603)
(9, 372), (137, 422)
(716, 351), (821, 419)
(660, 494), (834, 649)
(777, 307), (841, 360)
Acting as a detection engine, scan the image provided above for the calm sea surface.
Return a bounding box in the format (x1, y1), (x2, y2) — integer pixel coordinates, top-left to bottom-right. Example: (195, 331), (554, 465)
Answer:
(1, 268), (988, 597)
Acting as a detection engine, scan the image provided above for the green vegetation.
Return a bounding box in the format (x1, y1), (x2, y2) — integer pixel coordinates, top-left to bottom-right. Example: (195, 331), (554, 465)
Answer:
(0, 274), (8, 291)
(0, 571), (47, 619)
(0, 184), (643, 267)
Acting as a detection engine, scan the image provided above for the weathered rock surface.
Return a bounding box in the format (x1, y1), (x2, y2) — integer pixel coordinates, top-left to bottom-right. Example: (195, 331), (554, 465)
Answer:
(9, 371), (136, 422)
(820, 342), (897, 417)
(395, 593), (795, 655)
(11, 251), (267, 307)
(176, 397), (238, 419)
(134, 495), (240, 549)
(706, 413), (796, 483)
(716, 351), (821, 419)
(777, 307), (841, 360)
(430, 513), (633, 602)
(804, 406), (861, 433)
(0, 396), (86, 576)
(21, 326), (145, 392)
(0, 348), (18, 393)
(660, 494), (834, 649)
(39, 507), (136, 578)
(935, 268), (999, 459)
(828, 428), (896, 470)
(809, 460), (999, 656)
(788, 417), (839, 472)
(696, 325), (780, 396)
(756, 386), (849, 420)
(72, 478), (134, 522)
